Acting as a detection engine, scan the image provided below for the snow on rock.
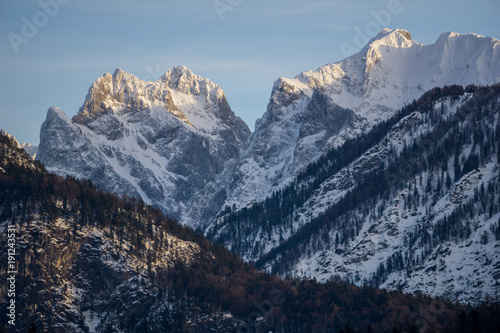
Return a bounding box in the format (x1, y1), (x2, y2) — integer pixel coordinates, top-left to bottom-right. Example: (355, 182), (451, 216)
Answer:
(214, 29), (500, 218)
(37, 67), (250, 224)
(229, 90), (500, 305)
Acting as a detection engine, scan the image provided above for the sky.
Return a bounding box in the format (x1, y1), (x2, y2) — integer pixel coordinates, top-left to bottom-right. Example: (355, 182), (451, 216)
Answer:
(0, 0), (499, 145)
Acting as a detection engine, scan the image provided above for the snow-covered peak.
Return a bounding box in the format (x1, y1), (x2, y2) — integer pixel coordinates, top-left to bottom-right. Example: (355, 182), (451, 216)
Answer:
(270, 29), (500, 115)
(38, 66), (251, 224)
(433, 31), (500, 56)
(72, 66), (242, 134)
(160, 65), (221, 96)
(281, 29), (417, 94)
(364, 28), (414, 50)
(75, 69), (154, 123)
(437, 31), (491, 43)
(226, 29), (500, 222)
(48, 106), (68, 120)
(21, 142), (38, 159)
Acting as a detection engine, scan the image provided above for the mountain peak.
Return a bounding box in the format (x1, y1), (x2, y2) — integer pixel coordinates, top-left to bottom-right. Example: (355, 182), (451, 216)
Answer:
(47, 106), (66, 118)
(0, 129), (21, 149)
(38, 65), (251, 224)
(229, 29), (500, 228)
(363, 28), (416, 53)
(110, 68), (143, 84)
(0, 130), (42, 173)
(435, 30), (499, 48)
(379, 28), (412, 40)
(74, 68), (188, 126)
(112, 67), (127, 76)
(438, 30), (488, 40)
(171, 65), (193, 76)
(160, 65), (195, 87)
(67, 66), (251, 139)
(159, 65), (220, 96)
(272, 29), (499, 109)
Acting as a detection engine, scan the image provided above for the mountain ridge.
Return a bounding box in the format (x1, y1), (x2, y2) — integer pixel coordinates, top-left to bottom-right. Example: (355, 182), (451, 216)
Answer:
(211, 84), (500, 305)
(207, 28), (500, 225)
(35, 29), (500, 304)
(37, 67), (250, 222)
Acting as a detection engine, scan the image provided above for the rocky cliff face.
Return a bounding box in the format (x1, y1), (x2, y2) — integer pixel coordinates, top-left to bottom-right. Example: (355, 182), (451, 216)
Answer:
(37, 66), (250, 223)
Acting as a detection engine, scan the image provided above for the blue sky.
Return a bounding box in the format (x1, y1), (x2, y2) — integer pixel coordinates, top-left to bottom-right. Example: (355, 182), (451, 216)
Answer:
(1, 0), (499, 144)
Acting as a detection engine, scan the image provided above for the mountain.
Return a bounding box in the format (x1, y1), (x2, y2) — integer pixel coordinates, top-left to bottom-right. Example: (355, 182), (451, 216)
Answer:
(4, 130), (493, 333)
(20, 142), (38, 158)
(202, 29), (500, 305)
(210, 84), (500, 305)
(37, 30), (500, 228)
(34, 29), (500, 305)
(37, 66), (250, 223)
(211, 29), (500, 220)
